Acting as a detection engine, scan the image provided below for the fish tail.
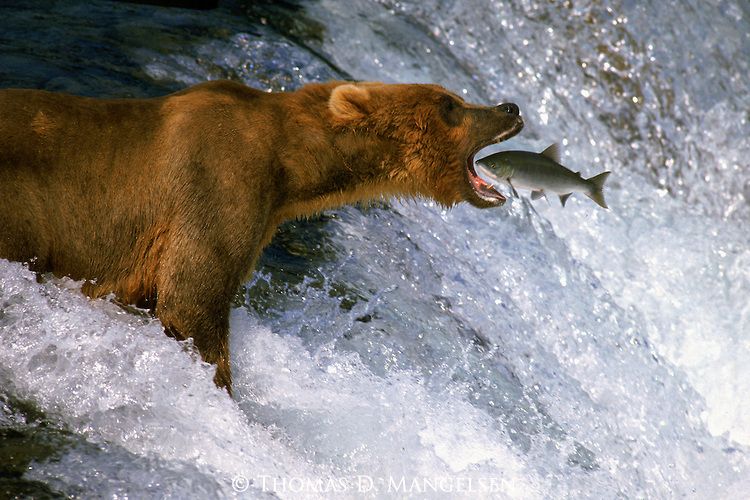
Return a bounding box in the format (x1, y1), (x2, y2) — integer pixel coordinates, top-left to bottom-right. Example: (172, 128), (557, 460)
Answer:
(585, 171), (611, 209)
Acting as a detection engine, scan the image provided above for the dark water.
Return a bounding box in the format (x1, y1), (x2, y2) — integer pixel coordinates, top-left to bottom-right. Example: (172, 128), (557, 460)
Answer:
(1, 0), (749, 498)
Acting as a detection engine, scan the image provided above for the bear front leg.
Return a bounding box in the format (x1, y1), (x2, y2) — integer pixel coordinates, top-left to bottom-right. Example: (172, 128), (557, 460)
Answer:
(155, 251), (240, 396)
(165, 309), (233, 394)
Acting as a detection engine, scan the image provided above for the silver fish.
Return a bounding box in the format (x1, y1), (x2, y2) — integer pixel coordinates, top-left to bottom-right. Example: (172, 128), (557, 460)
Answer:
(475, 144), (610, 208)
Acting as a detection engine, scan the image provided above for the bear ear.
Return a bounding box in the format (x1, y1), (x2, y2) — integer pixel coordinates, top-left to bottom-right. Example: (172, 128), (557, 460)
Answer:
(329, 84), (372, 123)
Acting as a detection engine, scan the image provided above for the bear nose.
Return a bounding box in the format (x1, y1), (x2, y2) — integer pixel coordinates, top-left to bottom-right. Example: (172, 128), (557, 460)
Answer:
(498, 102), (520, 115)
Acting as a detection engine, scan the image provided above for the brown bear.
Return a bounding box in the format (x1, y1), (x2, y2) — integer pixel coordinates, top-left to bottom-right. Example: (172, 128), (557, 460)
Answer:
(0, 80), (523, 394)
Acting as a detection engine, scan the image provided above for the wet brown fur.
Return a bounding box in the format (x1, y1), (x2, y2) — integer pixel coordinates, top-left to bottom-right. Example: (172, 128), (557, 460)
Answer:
(0, 80), (522, 394)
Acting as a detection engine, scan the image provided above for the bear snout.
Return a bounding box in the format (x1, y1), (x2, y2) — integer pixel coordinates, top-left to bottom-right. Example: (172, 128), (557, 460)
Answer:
(497, 102), (520, 116)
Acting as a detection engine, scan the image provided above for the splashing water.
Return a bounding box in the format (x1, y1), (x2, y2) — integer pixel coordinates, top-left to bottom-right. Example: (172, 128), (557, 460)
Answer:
(1, 0), (749, 498)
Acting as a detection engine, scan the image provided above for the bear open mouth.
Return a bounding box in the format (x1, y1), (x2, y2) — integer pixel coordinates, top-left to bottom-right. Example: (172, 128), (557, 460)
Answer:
(464, 128), (521, 206)
(466, 149), (505, 204)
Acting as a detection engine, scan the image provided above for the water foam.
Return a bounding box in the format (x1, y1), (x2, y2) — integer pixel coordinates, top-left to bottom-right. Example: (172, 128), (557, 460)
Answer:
(1, 259), (542, 498)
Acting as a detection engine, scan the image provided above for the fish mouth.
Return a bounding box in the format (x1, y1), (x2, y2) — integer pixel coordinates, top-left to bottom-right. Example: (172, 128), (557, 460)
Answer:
(464, 120), (523, 208)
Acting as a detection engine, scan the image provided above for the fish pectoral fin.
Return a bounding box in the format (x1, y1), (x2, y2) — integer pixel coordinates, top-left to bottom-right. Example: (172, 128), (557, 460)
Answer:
(531, 190), (545, 200)
(507, 180), (520, 198)
(559, 193), (572, 207)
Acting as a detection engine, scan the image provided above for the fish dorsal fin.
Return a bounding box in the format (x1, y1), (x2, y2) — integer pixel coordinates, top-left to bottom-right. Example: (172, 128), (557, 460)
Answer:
(541, 143), (560, 163)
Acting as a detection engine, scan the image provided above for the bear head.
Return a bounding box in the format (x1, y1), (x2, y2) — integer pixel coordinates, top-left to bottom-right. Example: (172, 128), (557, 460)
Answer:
(328, 82), (524, 208)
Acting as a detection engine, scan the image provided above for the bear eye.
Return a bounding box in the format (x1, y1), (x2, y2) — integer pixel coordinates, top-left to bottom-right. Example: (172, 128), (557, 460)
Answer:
(439, 95), (462, 127)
